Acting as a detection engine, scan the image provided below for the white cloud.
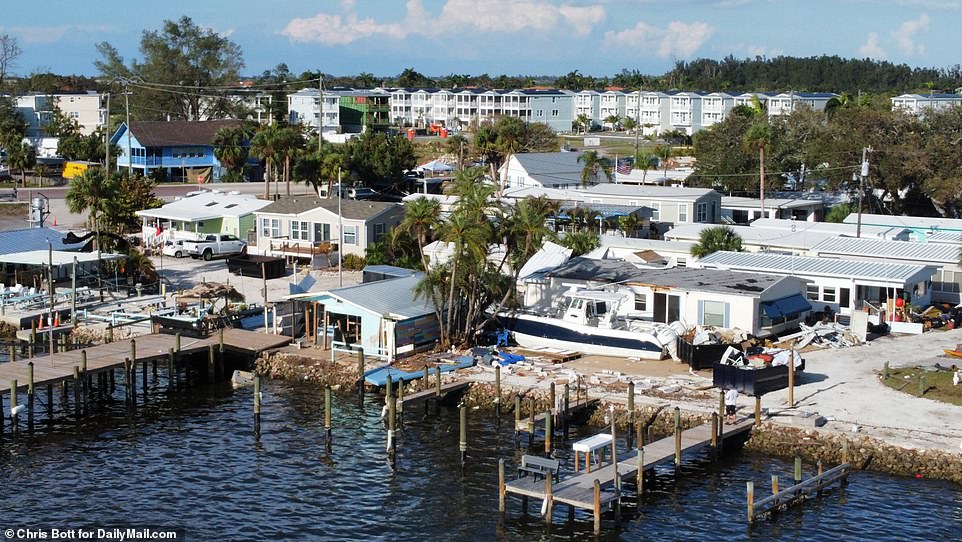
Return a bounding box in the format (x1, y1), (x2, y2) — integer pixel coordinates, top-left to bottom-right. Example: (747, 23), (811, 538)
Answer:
(281, 0), (607, 45)
(891, 13), (929, 55)
(858, 32), (887, 58)
(603, 20), (713, 58)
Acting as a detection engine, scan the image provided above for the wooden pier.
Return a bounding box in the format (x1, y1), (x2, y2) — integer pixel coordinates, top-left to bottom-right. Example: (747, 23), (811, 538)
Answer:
(500, 414), (755, 531)
(748, 460), (851, 523)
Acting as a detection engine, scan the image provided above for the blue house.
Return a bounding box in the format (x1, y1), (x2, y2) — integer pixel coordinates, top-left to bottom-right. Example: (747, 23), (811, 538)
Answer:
(110, 120), (255, 182)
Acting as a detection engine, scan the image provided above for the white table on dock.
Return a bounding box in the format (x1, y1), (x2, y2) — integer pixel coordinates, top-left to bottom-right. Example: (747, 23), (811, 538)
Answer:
(572, 433), (613, 474)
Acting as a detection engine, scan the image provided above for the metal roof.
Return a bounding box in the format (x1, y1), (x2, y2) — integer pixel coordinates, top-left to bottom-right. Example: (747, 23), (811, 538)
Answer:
(577, 184), (717, 200)
(923, 231), (962, 245)
(508, 152), (587, 188)
(598, 235), (694, 254)
(0, 227), (86, 255)
(257, 197), (401, 221)
(665, 223), (833, 250)
(749, 218), (910, 240)
(698, 250), (936, 282)
(307, 274), (434, 320)
(559, 203), (651, 219)
(136, 191), (271, 222)
(722, 197), (823, 210)
(810, 236), (961, 264)
(843, 213), (962, 233)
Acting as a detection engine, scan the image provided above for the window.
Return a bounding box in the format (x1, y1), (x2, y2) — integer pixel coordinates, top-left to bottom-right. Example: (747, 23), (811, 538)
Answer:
(676, 257), (687, 268)
(551, 110), (559, 117)
(696, 202), (709, 222)
(823, 287), (837, 303)
(634, 293), (647, 312)
(806, 284), (819, 300)
(374, 223), (386, 242)
(700, 300), (728, 327)
(314, 222), (331, 242)
(651, 202), (660, 221)
(290, 220), (309, 241)
(678, 204), (688, 223)
(839, 288), (851, 308)
(934, 270), (962, 293)
(261, 217), (280, 238)
(343, 224), (357, 245)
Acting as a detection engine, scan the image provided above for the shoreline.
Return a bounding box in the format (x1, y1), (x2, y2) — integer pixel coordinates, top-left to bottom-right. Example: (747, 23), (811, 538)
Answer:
(256, 347), (962, 485)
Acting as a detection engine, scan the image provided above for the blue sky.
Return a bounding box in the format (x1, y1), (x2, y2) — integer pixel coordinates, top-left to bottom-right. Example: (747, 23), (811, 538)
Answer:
(2, 0), (957, 79)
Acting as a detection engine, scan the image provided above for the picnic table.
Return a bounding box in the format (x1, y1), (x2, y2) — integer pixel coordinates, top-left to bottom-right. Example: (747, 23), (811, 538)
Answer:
(572, 433), (613, 474)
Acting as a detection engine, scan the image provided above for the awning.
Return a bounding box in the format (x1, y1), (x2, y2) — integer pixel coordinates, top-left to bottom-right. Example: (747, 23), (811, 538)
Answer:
(760, 300), (783, 318)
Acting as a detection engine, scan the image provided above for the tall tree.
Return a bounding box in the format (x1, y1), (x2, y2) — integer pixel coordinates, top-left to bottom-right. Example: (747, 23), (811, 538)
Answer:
(250, 123), (283, 199)
(212, 125), (252, 182)
(577, 150), (612, 187)
(0, 34), (21, 89)
(95, 16), (244, 121)
(6, 141), (35, 186)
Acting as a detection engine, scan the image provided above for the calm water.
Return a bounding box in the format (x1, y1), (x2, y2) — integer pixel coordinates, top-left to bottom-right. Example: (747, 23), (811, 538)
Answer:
(0, 379), (959, 542)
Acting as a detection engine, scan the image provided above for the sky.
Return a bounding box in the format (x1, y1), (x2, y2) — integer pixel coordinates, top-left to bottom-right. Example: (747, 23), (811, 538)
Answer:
(1, 0), (958, 81)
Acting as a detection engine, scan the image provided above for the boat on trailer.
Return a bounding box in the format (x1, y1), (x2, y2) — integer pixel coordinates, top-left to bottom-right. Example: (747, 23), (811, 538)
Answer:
(497, 289), (680, 359)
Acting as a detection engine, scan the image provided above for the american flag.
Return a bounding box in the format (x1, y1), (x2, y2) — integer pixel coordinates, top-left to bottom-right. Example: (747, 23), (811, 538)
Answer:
(615, 157), (634, 175)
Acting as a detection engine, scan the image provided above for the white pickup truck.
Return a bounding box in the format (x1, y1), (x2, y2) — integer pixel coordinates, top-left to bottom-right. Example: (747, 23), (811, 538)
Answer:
(183, 234), (247, 261)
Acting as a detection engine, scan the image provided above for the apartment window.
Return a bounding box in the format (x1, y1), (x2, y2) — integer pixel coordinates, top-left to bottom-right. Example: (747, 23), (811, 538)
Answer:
(314, 222), (331, 242)
(343, 225), (357, 245)
(934, 270), (962, 293)
(374, 223), (386, 242)
(676, 257), (687, 268)
(839, 287), (851, 308)
(651, 202), (660, 221)
(634, 293), (647, 312)
(696, 202), (708, 222)
(290, 220), (309, 241)
(536, 109), (544, 116)
(823, 287), (837, 303)
(806, 284), (819, 300)
(551, 110), (559, 117)
(261, 218), (280, 238)
(678, 204), (688, 223)
(700, 300), (728, 327)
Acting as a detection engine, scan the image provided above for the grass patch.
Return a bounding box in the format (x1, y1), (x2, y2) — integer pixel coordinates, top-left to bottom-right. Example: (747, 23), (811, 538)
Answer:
(879, 366), (962, 406)
(0, 202), (28, 215)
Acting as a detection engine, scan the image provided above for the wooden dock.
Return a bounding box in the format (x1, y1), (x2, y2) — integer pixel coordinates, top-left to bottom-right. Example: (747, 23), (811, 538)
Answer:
(748, 461), (851, 522)
(0, 329), (291, 394)
(514, 397), (597, 434)
(399, 380), (470, 409)
(501, 415), (755, 528)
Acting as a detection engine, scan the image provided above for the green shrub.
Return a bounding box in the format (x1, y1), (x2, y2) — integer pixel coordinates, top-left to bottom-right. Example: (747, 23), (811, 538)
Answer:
(342, 253), (366, 271)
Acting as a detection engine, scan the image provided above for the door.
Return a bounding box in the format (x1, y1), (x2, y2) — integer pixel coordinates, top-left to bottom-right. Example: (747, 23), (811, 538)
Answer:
(653, 292), (680, 323)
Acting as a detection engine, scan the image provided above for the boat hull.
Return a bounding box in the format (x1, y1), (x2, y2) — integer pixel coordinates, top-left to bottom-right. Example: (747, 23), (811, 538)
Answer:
(498, 313), (665, 359)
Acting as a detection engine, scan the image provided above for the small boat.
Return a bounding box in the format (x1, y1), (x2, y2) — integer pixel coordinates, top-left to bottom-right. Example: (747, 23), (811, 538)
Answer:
(497, 289), (679, 359)
(943, 348), (962, 359)
(231, 370), (255, 388)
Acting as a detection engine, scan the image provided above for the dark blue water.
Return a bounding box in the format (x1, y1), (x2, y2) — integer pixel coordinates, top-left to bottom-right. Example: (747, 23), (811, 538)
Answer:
(0, 379), (959, 541)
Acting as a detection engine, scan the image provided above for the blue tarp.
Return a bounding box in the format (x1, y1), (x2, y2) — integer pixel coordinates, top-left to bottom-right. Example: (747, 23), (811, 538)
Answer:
(363, 355), (475, 387)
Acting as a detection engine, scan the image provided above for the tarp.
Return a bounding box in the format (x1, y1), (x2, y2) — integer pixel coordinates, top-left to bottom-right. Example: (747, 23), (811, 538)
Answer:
(416, 159), (454, 173)
(363, 356), (475, 386)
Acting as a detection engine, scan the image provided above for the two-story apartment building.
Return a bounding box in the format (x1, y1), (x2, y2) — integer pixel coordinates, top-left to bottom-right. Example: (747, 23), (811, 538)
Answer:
(287, 88), (341, 135)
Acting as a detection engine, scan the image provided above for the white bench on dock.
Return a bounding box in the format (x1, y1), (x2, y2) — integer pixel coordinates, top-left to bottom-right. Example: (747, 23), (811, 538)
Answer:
(572, 433), (613, 474)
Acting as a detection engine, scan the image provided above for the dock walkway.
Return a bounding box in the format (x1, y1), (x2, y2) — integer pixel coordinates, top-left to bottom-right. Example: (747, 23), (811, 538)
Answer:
(503, 416), (755, 513)
(0, 329), (291, 394)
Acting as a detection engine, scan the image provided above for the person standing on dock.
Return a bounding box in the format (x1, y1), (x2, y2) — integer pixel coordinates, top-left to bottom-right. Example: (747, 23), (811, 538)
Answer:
(724, 387), (739, 425)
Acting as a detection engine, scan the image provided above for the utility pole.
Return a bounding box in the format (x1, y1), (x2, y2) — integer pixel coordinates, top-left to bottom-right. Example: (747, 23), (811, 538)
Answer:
(856, 147), (872, 238)
(104, 91), (111, 170)
(123, 78), (133, 176)
(318, 74), (324, 154)
(633, 88), (641, 159)
(337, 168), (343, 288)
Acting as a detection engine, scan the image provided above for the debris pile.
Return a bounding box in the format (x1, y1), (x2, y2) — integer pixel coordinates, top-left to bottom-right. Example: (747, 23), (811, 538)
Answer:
(778, 321), (862, 350)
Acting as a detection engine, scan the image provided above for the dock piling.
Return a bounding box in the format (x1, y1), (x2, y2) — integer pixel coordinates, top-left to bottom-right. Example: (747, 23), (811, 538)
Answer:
(514, 394), (521, 447)
(771, 475), (779, 494)
(544, 408), (552, 455)
(494, 365), (502, 419)
(562, 383), (570, 439)
(72, 366), (81, 421)
(8, 345), (14, 363)
(27, 362), (34, 430)
(711, 412), (718, 452)
(747, 481), (755, 523)
(167, 348), (175, 391)
(253, 374), (262, 438)
(459, 402), (467, 466)
(9, 379), (17, 437)
(636, 447), (644, 493)
(528, 396), (536, 449)
(544, 474), (553, 524)
(794, 456), (802, 484)
(627, 381), (635, 448)
(356, 348), (365, 393)
(673, 406), (682, 468)
(324, 385), (332, 449)
(593, 479), (601, 534)
(548, 382), (556, 426)
(754, 396), (762, 427)
(498, 458), (506, 513)
(207, 345), (215, 382)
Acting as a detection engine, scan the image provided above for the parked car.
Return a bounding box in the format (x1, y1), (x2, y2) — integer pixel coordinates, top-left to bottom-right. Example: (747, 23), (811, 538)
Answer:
(162, 239), (187, 258)
(182, 234), (247, 261)
(347, 187), (377, 200)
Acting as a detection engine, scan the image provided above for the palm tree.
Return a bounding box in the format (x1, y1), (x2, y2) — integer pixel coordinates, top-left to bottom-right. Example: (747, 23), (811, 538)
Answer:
(559, 229), (600, 257)
(690, 226), (743, 258)
(618, 214), (640, 237)
(397, 196), (442, 274)
(439, 211), (489, 346)
(824, 93), (853, 120)
(637, 153), (659, 184)
(212, 125), (251, 182)
(250, 123), (283, 199)
(744, 122), (773, 217)
(622, 117), (637, 134)
(276, 125), (305, 196)
(7, 141), (35, 187)
(574, 113), (591, 134)
(604, 114), (620, 131)
(655, 143), (672, 181)
(577, 150), (612, 187)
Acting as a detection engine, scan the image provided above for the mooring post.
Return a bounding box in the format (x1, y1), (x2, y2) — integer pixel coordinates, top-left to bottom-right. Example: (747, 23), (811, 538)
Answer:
(46, 383), (52, 423)
(324, 385), (332, 447)
(9, 379), (18, 437)
(31, 320), (36, 345)
(124, 358), (132, 405)
(387, 380), (397, 465)
(494, 364), (502, 419)
(711, 412), (719, 453)
(562, 382), (570, 439)
(435, 366), (441, 396)
(207, 344), (215, 383)
(673, 406), (682, 468)
(754, 395), (761, 428)
(356, 347), (365, 393)
(544, 408), (552, 455)
(397, 380), (405, 418)
(218, 327), (225, 377)
(794, 456), (802, 484)
(130, 338), (137, 370)
(72, 366), (81, 421)
(174, 333), (180, 354)
(788, 348), (795, 408)
(80, 351), (88, 415)
(593, 479), (601, 534)
(771, 474), (779, 494)
(167, 348), (175, 391)
(527, 396), (536, 449)
(459, 402), (467, 466)
(27, 362), (34, 430)
(747, 481), (755, 523)
(253, 374), (262, 438)
(636, 414), (643, 448)
(636, 447), (644, 493)
(549, 381), (556, 427)
(817, 459), (824, 496)
(842, 439), (849, 464)
(627, 381), (635, 448)
(8, 345), (14, 363)
(422, 366), (429, 393)
(544, 474), (554, 524)
(514, 394), (522, 447)
(498, 458), (506, 513)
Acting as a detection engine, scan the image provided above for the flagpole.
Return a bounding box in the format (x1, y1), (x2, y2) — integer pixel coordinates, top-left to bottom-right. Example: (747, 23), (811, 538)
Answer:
(614, 153), (618, 184)
(337, 168), (343, 288)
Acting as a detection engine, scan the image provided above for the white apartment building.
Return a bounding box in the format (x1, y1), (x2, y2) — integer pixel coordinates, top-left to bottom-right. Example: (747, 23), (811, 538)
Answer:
(575, 90), (601, 128)
(891, 93), (962, 116)
(599, 90), (626, 126)
(287, 88), (340, 134)
(700, 92), (733, 128)
(53, 91), (105, 135)
(388, 87), (575, 132)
